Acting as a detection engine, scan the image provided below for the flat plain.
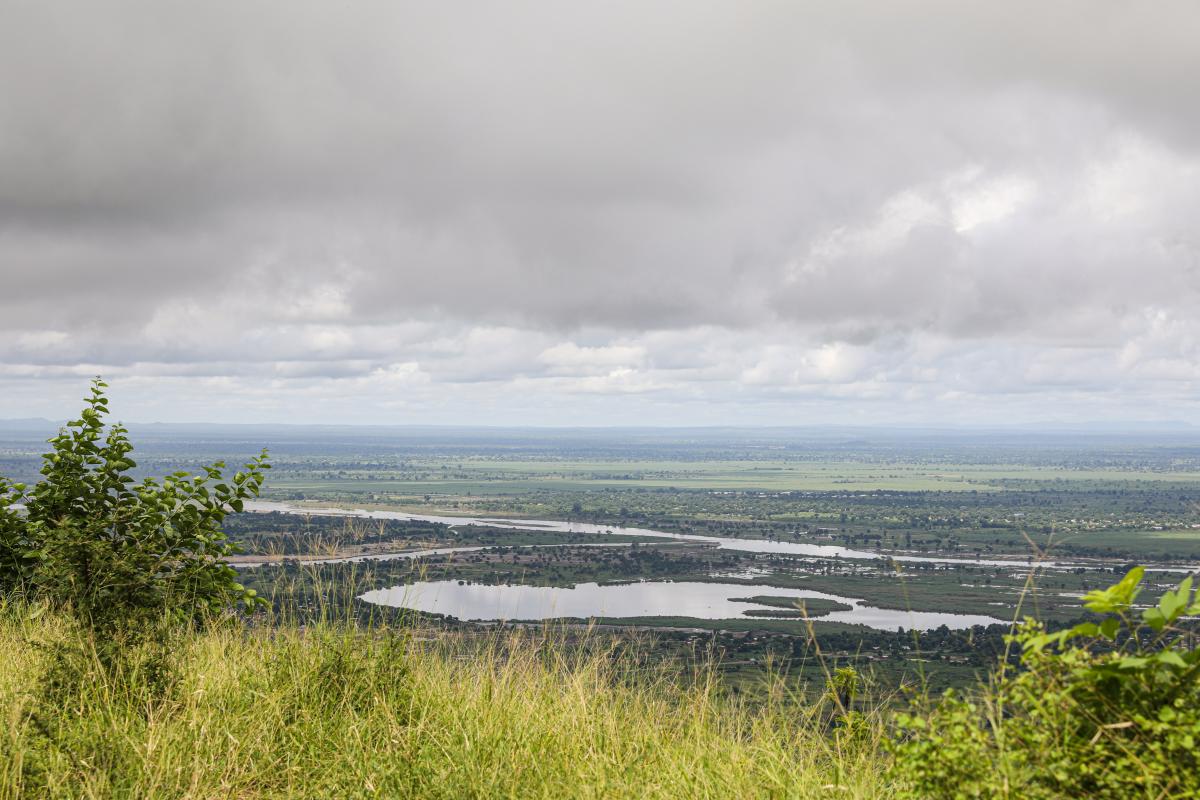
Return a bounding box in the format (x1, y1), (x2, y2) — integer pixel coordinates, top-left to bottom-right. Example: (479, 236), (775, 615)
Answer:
(5, 423), (1200, 693)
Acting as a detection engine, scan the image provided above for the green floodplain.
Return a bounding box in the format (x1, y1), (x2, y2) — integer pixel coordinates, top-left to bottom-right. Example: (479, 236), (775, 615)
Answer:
(5, 422), (1200, 695)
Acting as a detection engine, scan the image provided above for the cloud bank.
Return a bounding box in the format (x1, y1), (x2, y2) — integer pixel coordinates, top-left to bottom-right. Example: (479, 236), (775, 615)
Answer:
(2, 1), (1199, 424)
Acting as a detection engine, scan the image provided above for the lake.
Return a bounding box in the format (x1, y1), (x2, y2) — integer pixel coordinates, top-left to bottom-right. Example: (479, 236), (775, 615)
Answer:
(360, 579), (1007, 630)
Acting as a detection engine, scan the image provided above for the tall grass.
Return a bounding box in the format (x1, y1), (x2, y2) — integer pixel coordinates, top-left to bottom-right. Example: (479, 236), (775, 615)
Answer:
(0, 603), (891, 799)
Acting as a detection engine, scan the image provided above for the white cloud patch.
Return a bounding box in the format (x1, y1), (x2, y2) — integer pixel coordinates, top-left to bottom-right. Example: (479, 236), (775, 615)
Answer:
(948, 170), (1037, 233)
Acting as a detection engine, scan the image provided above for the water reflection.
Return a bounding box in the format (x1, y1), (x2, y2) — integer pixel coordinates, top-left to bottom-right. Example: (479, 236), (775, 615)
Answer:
(360, 579), (1005, 631)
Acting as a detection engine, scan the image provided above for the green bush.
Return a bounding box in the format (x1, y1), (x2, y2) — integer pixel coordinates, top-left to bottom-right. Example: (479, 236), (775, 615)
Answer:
(0, 378), (269, 638)
(891, 566), (1200, 798)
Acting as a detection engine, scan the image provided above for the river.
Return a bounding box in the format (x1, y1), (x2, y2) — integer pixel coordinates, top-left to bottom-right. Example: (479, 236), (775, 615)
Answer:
(244, 500), (1066, 569)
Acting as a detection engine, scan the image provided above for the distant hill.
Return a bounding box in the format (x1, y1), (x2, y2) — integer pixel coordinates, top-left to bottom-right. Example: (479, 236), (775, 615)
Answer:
(0, 417), (59, 430)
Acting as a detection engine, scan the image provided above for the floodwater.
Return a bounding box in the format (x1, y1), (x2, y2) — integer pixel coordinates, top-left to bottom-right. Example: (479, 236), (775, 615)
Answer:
(245, 500), (1064, 569)
(360, 579), (1006, 630)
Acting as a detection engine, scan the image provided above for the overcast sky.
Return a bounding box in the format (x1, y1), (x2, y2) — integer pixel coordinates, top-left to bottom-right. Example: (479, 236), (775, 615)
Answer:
(2, 1), (1199, 426)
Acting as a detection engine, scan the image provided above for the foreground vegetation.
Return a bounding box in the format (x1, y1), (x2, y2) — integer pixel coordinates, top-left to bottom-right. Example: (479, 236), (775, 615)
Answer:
(0, 606), (890, 799)
(3, 572), (1198, 799)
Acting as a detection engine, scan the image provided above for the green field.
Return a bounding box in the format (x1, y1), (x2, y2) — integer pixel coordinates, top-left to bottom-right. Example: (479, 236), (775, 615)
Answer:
(266, 457), (1200, 496)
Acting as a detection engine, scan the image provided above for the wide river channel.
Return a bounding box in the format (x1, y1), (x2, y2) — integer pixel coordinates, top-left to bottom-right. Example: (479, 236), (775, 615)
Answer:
(245, 500), (1056, 568)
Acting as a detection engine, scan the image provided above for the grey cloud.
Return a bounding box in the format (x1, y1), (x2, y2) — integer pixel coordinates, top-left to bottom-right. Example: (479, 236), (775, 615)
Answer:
(2, 1), (1200, 422)
(4, 3), (1196, 329)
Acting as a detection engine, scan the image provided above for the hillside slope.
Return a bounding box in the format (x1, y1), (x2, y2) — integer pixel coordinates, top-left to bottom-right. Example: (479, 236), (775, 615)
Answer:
(0, 608), (886, 799)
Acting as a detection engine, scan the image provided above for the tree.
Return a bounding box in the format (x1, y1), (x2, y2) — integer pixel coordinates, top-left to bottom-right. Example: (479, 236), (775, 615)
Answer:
(0, 379), (269, 637)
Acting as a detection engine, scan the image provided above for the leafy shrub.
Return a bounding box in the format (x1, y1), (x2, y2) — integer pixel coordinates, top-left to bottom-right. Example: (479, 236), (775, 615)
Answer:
(0, 379), (269, 638)
(891, 566), (1200, 798)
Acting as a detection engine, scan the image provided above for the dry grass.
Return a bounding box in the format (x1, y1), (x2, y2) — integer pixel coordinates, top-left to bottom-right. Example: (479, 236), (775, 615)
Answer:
(0, 604), (891, 799)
